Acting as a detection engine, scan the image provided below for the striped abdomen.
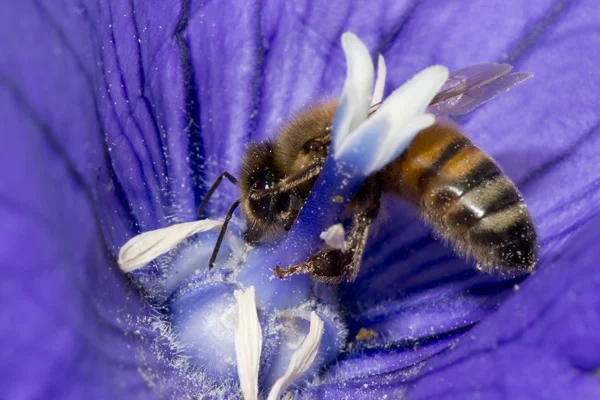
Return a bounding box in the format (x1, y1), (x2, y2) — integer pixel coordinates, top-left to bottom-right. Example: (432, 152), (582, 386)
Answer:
(383, 121), (537, 273)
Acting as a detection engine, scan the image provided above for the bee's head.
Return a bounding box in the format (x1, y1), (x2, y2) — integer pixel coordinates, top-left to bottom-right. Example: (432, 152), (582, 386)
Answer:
(273, 102), (337, 196)
(238, 142), (299, 243)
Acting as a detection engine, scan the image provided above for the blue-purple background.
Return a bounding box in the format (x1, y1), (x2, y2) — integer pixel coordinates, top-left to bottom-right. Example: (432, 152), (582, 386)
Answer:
(1, 1), (599, 399)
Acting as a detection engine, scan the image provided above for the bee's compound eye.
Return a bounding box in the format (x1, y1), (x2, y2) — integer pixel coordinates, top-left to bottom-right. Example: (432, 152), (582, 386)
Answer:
(303, 140), (321, 153)
(248, 192), (273, 220)
(248, 168), (278, 220)
(253, 168), (276, 191)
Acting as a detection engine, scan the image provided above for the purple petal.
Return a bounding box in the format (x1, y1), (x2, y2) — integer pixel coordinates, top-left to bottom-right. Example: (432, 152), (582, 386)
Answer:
(4, 0), (600, 398)
(334, 0), (600, 364)
(303, 212), (600, 399)
(0, 1), (205, 398)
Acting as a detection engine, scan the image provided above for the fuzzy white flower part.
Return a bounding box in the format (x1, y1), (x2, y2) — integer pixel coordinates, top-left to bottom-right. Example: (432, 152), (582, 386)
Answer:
(267, 311), (325, 400)
(320, 224), (346, 251)
(332, 32), (449, 177)
(331, 32), (374, 153)
(117, 219), (223, 272)
(234, 287), (262, 400)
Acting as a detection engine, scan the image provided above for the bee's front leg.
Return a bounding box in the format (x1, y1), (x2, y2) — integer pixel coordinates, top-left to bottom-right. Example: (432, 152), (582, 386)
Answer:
(274, 212), (373, 284)
(275, 249), (350, 284)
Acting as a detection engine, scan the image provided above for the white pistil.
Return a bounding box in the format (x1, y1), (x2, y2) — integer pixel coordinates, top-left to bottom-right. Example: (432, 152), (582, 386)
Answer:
(332, 32), (374, 153)
(267, 312), (325, 400)
(117, 219), (223, 272)
(335, 64), (448, 174)
(367, 64), (448, 174)
(234, 287), (262, 400)
(371, 54), (387, 107)
(320, 224), (346, 251)
(332, 33), (449, 179)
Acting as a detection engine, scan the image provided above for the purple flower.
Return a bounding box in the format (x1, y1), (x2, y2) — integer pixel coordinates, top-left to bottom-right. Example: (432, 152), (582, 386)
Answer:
(2, 1), (599, 399)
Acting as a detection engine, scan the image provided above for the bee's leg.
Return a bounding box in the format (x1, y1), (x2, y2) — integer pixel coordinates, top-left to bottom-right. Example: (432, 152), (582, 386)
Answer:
(250, 162), (323, 199)
(343, 177), (381, 281)
(275, 248), (349, 284)
(197, 171), (239, 217)
(344, 212), (372, 282)
(274, 212), (373, 284)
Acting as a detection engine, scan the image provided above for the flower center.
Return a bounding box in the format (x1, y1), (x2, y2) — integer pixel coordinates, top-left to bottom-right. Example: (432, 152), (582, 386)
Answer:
(116, 31), (448, 398)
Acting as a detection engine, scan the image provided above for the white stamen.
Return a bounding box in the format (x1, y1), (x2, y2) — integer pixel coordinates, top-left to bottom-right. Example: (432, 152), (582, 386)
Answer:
(371, 54), (387, 107)
(332, 32), (374, 153)
(234, 287), (262, 400)
(117, 219), (223, 272)
(320, 224), (346, 251)
(267, 312), (325, 400)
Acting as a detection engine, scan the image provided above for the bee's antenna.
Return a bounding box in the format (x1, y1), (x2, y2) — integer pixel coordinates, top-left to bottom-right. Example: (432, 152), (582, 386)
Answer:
(198, 171), (239, 217)
(208, 199), (241, 270)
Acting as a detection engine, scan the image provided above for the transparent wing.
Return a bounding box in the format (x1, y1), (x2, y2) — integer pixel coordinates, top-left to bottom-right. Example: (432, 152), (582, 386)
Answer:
(428, 63), (533, 116)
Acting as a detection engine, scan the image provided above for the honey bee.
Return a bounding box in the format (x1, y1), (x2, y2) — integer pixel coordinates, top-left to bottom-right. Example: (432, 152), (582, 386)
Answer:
(199, 63), (537, 283)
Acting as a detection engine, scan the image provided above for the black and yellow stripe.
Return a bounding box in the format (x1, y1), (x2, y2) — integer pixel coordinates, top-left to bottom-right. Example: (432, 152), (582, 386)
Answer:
(384, 121), (537, 272)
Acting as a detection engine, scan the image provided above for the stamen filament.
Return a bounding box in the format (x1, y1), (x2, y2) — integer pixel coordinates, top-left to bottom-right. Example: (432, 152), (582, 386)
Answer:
(234, 287), (262, 400)
(267, 312), (325, 400)
(117, 219), (223, 272)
